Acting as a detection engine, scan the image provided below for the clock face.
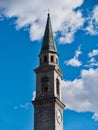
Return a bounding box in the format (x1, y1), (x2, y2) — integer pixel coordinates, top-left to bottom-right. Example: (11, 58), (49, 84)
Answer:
(56, 109), (62, 124)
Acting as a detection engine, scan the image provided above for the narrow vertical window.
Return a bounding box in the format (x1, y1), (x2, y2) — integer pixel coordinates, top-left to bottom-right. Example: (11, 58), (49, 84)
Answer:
(56, 78), (60, 95)
(51, 56), (54, 62)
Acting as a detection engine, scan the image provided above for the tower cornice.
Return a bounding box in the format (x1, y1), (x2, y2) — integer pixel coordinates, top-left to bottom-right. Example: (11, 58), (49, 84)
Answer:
(34, 65), (63, 77)
(32, 97), (65, 109)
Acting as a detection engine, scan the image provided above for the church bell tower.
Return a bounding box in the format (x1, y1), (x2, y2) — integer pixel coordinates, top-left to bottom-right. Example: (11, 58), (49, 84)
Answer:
(32, 13), (65, 130)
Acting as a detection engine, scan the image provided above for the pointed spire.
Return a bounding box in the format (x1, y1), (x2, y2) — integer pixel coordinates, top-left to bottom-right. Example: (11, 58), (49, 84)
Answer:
(40, 13), (57, 54)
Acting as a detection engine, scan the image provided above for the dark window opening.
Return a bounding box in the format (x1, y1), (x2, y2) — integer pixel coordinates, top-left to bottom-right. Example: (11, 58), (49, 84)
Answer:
(51, 56), (54, 62)
(56, 78), (60, 96)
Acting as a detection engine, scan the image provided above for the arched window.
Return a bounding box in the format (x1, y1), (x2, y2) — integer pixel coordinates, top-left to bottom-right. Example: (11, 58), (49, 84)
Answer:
(41, 76), (49, 93)
(51, 56), (54, 62)
(44, 56), (47, 62)
(56, 78), (60, 95)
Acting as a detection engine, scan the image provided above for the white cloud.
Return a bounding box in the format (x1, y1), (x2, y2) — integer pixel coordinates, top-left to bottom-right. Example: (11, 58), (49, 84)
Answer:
(0, 0), (84, 43)
(75, 46), (82, 57)
(20, 103), (29, 110)
(84, 49), (98, 68)
(89, 62), (98, 67)
(64, 46), (82, 67)
(61, 68), (98, 120)
(65, 58), (82, 67)
(59, 10), (84, 43)
(93, 113), (98, 121)
(88, 57), (98, 67)
(85, 6), (98, 35)
(14, 102), (30, 110)
(88, 49), (98, 57)
(1, 1), (98, 43)
(84, 63), (98, 68)
(89, 57), (96, 63)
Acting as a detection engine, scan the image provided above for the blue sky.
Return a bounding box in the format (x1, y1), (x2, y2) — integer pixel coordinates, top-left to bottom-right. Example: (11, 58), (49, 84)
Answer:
(0, 0), (98, 130)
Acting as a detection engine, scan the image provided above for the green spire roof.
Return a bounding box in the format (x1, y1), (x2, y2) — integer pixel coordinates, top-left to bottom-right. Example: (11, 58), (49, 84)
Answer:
(40, 13), (57, 54)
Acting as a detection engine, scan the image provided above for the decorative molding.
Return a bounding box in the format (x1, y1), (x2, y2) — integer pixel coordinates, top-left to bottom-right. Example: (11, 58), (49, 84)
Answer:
(32, 97), (65, 109)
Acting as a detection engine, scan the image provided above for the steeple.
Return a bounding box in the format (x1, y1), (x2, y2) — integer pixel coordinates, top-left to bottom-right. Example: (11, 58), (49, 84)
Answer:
(32, 13), (65, 130)
(40, 13), (57, 54)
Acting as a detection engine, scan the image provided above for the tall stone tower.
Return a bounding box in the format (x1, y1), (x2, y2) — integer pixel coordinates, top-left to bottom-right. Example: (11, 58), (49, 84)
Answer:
(32, 13), (65, 130)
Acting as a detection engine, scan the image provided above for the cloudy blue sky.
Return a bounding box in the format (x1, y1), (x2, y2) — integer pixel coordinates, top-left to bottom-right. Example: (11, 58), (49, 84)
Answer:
(0, 0), (98, 130)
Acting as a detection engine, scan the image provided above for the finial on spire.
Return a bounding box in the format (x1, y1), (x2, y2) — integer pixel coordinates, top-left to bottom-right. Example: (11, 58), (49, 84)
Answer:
(48, 8), (50, 16)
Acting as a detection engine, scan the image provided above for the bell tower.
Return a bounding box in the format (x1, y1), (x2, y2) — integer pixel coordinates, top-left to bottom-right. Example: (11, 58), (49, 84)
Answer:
(32, 14), (65, 130)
